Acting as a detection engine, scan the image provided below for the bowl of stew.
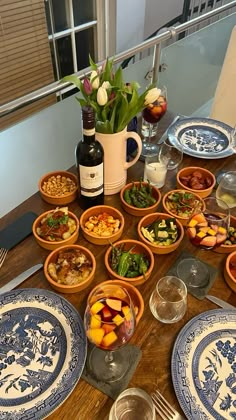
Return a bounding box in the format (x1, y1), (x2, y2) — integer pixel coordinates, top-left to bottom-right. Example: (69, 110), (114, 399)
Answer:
(162, 189), (205, 226)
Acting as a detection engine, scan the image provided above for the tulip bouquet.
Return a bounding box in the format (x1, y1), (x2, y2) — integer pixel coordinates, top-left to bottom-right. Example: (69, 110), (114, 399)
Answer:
(63, 56), (161, 134)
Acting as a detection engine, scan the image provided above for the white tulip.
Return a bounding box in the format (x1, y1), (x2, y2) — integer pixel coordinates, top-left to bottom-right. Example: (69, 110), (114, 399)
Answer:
(101, 81), (111, 90)
(90, 70), (99, 89)
(97, 86), (108, 106)
(144, 88), (161, 106)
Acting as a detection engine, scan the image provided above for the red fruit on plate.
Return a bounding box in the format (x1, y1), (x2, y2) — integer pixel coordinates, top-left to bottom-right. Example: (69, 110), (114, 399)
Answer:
(200, 236), (217, 248)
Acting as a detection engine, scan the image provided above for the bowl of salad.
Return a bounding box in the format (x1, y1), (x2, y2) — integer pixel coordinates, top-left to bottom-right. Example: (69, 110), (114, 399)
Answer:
(137, 212), (184, 254)
(162, 189), (205, 226)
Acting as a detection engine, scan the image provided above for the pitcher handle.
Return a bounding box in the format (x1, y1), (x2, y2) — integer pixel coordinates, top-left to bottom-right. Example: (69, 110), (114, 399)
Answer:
(124, 131), (142, 169)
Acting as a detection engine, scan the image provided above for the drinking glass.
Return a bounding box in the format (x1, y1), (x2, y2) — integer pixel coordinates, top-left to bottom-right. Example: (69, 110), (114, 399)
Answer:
(141, 86), (167, 156)
(143, 153), (168, 188)
(159, 138), (183, 170)
(230, 123), (236, 153)
(84, 283), (136, 382)
(149, 276), (187, 323)
(216, 171), (236, 209)
(109, 388), (156, 420)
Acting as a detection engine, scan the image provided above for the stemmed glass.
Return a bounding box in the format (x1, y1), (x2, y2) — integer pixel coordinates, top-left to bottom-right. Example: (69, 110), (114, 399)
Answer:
(84, 283), (136, 382)
(177, 196), (230, 289)
(159, 138), (183, 170)
(141, 86), (167, 156)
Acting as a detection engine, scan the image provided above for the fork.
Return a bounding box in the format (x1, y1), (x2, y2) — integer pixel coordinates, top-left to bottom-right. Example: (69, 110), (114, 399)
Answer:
(0, 248), (8, 268)
(151, 389), (185, 420)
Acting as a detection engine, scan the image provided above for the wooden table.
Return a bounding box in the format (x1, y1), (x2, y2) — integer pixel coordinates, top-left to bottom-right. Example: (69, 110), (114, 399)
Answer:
(1, 113), (236, 419)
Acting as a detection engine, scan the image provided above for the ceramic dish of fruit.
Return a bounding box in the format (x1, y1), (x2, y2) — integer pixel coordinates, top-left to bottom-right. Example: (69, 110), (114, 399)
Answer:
(137, 212), (184, 254)
(104, 239), (154, 286)
(162, 189), (205, 226)
(44, 244), (96, 293)
(39, 170), (78, 205)
(214, 215), (236, 254)
(120, 180), (161, 216)
(177, 166), (216, 198)
(33, 206), (79, 251)
(89, 280), (144, 324)
(80, 205), (124, 245)
(224, 250), (236, 293)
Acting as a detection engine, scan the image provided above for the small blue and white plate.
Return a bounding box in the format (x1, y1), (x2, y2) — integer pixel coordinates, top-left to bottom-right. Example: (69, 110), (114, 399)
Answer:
(0, 288), (87, 419)
(167, 117), (234, 159)
(171, 309), (236, 420)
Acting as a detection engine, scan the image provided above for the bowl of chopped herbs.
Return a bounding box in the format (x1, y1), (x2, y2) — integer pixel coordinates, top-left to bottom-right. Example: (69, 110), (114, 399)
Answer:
(120, 180), (161, 216)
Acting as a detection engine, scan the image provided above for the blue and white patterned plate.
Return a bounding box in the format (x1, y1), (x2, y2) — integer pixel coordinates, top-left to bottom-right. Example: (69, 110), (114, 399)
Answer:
(171, 309), (236, 420)
(167, 117), (234, 159)
(0, 288), (87, 419)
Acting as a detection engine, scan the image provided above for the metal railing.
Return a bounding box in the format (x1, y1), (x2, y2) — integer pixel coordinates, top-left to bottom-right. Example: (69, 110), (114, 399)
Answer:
(0, 0), (235, 117)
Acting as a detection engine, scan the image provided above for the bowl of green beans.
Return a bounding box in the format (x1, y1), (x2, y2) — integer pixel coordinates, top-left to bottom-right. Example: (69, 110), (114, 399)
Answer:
(104, 239), (155, 286)
(120, 180), (161, 217)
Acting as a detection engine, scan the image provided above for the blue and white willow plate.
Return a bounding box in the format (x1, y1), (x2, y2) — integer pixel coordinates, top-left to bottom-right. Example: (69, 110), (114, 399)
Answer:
(167, 117), (234, 159)
(171, 309), (236, 420)
(0, 288), (87, 419)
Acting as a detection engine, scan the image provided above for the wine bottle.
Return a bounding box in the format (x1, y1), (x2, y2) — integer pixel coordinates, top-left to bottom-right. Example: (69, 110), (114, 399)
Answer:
(76, 106), (104, 209)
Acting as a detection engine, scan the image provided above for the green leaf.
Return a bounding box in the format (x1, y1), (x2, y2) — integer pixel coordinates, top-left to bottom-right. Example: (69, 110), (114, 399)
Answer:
(96, 120), (113, 134)
(62, 75), (82, 90)
(89, 55), (98, 71)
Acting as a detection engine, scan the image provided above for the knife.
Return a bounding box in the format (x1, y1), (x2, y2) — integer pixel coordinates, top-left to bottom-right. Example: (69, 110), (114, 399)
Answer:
(0, 263), (43, 294)
(206, 295), (235, 310)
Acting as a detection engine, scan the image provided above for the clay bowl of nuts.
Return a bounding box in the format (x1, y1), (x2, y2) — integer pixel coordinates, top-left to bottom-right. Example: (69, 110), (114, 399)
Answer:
(177, 166), (216, 198)
(120, 180), (161, 216)
(137, 212), (184, 254)
(39, 170), (78, 205)
(162, 189), (205, 226)
(88, 279), (144, 324)
(44, 244), (96, 293)
(224, 250), (236, 293)
(33, 206), (79, 251)
(214, 215), (236, 254)
(80, 205), (125, 246)
(104, 239), (154, 286)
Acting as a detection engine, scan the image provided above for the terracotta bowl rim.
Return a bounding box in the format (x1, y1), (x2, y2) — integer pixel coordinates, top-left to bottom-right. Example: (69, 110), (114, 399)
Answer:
(44, 244), (96, 289)
(120, 181), (162, 211)
(177, 166), (216, 193)
(38, 170), (78, 199)
(225, 250), (236, 283)
(162, 189), (206, 220)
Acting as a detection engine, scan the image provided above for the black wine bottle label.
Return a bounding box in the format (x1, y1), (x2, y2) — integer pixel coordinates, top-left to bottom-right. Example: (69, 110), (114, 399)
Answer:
(79, 163), (104, 197)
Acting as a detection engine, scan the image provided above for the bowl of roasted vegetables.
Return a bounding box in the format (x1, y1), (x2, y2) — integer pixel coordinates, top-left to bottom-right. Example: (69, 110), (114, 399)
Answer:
(162, 189), (205, 226)
(120, 180), (161, 216)
(224, 250), (236, 293)
(215, 215), (236, 254)
(33, 207), (79, 250)
(104, 239), (154, 286)
(80, 205), (124, 245)
(177, 166), (215, 198)
(137, 213), (184, 254)
(44, 244), (96, 293)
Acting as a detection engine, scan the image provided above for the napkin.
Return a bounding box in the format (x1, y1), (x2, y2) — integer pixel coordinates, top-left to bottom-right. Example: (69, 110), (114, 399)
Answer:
(0, 212), (37, 250)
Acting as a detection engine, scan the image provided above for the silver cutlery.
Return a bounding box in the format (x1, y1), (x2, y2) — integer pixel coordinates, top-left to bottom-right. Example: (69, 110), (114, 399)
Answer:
(0, 264), (43, 294)
(151, 389), (185, 420)
(0, 248), (8, 268)
(206, 295), (235, 310)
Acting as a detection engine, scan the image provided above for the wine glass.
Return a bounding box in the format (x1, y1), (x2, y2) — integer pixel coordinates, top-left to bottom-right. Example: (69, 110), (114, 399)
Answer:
(177, 196), (230, 289)
(141, 86), (167, 156)
(84, 283), (136, 382)
(216, 171), (236, 209)
(159, 138), (183, 170)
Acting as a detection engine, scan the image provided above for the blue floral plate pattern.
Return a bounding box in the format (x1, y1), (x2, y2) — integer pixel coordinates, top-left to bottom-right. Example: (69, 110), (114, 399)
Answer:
(0, 288), (87, 419)
(167, 117), (234, 159)
(171, 309), (236, 419)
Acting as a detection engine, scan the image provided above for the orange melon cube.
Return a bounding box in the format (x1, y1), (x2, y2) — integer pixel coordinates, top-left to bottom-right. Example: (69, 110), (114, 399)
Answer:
(87, 328), (105, 345)
(91, 301), (105, 315)
(90, 314), (101, 329)
(218, 226), (227, 234)
(102, 323), (116, 335)
(106, 298), (122, 311)
(122, 306), (132, 321)
(196, 231), (206, 239)
(208, 228), (217, 236)
(101, 331), (118, 347)
(188, 218), (198, 228)
(200, 226), (210, 233)
(112, 314), (124, 326)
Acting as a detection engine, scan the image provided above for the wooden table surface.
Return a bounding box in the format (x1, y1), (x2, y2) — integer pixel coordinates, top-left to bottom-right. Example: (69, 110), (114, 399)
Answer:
(1, 112), (236, 419)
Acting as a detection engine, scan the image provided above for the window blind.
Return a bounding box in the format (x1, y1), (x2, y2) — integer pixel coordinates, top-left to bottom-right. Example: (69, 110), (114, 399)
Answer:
(0, 0), (56, 130)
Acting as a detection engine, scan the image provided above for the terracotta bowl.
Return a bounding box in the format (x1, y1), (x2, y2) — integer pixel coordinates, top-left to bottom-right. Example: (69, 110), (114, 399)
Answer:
(39, 170), (78, 205)
(162, 189), (205, 226)
(104, 239), (154, 286)
(80, 205), (124, 245)
(176, 166), (216, 198)
(44, 244), (96, 293)
(137, 212), (184, 254)
(224, 250), (236, 293)
(33, 209), (79, 251)
(215, 215), (236, 254)
(120, 181), (161, 216)
(88, 280), (144, 324)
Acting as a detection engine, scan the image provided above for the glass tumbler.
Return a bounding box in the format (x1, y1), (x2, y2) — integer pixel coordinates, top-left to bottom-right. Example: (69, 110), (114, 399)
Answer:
(149, 276), (187, 323)
(143, 154), (168, 188)
(109, 388), (156, 420)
